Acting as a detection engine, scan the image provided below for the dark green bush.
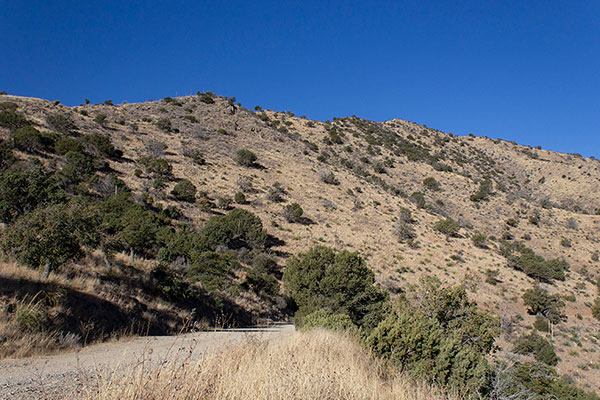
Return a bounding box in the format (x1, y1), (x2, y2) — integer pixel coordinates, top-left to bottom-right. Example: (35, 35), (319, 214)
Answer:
(235, 149), (257, 167)
(592, 297), (600, 321)
(283, 245), (388, 331)
(0, 140), (14, 169)
(522, 285), (566, 324)
(283, 203), (303, 222)
(156, 118), (172, 132)
(139, 156), (173, 177)
(171, 179), (196, 202)
(94, 113), (107, 126)
(245, 265), (279, 297)
(150, 264), (193, 301)
(13, 126), (43, 152)
(0, 109), (28, 130)
(234, 192), (246, 204)
(183, 149), (205, 165)
(61, 151), (96, 183)
(299, 309), (355, 331)
(423, 176), (441, 191)
(46, 113), (76, 134)
(201, 208), (268, 250)
(513, 332), (558, 366)
(502, 241), (568, 282)
(187, 251), (240, 291)
(55, 136), (84, 154)
(470, 179), (493, 202)
(366, 278), (500, 397)
(198, 92), (215, 104)
(471, 233), (487, 248)
(434, 218), (460, 237)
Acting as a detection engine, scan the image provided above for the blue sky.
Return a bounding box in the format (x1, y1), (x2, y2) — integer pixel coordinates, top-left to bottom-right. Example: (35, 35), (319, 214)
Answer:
(1, 1), (599, 156)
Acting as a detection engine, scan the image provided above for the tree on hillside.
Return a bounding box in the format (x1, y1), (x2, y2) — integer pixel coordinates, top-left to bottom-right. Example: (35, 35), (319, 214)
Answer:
(1, 203), (83, 278)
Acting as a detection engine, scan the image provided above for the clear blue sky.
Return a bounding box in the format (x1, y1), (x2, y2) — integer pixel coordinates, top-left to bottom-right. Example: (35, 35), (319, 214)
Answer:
(2, 1), (599, 156)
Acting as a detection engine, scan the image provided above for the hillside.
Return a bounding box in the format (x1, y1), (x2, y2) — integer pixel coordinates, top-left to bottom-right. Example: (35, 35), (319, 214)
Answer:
(0, 92), (599, 396)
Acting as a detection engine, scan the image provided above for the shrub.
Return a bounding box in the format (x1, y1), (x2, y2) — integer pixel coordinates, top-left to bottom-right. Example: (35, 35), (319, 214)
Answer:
(183, 149), (205, 165)
(1, 203), (84, 276)
(505, 218), (518, 227)
(283, 245), (388, 331)
(410, 191), (426, 208)
(234, 191), (246, 204)
(201, 208), (268, 250)
(156, 118), (172, 132)
(183, 115), (197, 123)
(502, 241), (568, 282)
(55, 136), (84, 154)
(235, 149), (257, 167)
(560, 237), (572, 248)
(0, 109), (28, 130)
(299, 309), (355, 331)
(513, 332), (559, 366)
(318, 170), (340, 185)
(85, 133), (122, 158)
(150, 265), (192, 301)
(13, 126), (43, 152)
(139, 156), (173, 178)
(434, 218), (460, 237)
(104, 100), (114, 106)
(46, 113), (76, 134)
(171, 179), (196, 202)
(245, 265), (279, 297)
(470, 179), (493, 202)
(393, 220), (415, 242)
(366, 278), (500, 396)
(522, 285), (565, 324)
(61, 151), (96, 183)
(283, 203), (303, 222)
(422, 176), (441, 191)
(198, 92), (215, 104)
(187, 251), (240, 291)
(94, 113), (107, 126)
(471, 233), (487, 248)
(533, 315), (550, 332)
(0, 140), (14, 169)
(266, 182), (286, 202)
(592, 297), (600, 321)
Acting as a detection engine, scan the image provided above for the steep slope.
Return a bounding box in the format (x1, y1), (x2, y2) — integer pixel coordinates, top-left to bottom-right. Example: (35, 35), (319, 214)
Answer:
(0, 92), (599, 393)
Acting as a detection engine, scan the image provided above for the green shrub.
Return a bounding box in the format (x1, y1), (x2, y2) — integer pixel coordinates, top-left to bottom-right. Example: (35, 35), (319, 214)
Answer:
(393, 220), (415, 242)
(150, 264), (192, 301)
(266, 183), (286, 202)
(235, 149), (257, 167)
(46, 113), (76, 134)
(94, 113), (107, 126)
(234, 192), (246, 204)
(183, 115), (197, 123)
(470, 179), (493, 202)
(13, 126), (43, 152)
(55, 136), (84, 154)
(366, 278), (500, 396)
(533, 315), (550, 332)
(171, 179), (196, 202)
(423, 176), (441, 191)
(0, 109), (28, 130)
(502, 241), (568, 282)
(592, 297), (600, 321)
(0, 140), (14, 169)
(410, 191), (426, 208)
(1, 203), (84, 275)
(513, 332), (559, 366)
(84, 133), (122, 159)
(299, 309), (355, 331)
(318, 170), (340, 185)
(283, 202), (303, 222)
(139, 156), (173, 178)
(505, 218), (518, 227)
(61, 151), (95, 183)
(183, 149), (205, 165)
(201, 208), (268, 250)
(434, 218), (460, 237)
(245, 265), (279, 297)
(198, 92), (215, 104)
(522, 285), (565, 324)
(560, 237), (572, 248)
(156, 118), (172, 132)
(283, 245), (388, 331)
(471, 233), (487, 248)
(187, 251), (240, 291)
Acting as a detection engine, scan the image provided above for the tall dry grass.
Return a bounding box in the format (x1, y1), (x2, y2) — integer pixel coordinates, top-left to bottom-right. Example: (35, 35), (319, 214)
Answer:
(86, 329), (457, 400)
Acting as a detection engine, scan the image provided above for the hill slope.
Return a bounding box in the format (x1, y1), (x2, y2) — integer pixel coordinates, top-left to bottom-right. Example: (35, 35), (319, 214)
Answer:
(0, 92), (599, 394)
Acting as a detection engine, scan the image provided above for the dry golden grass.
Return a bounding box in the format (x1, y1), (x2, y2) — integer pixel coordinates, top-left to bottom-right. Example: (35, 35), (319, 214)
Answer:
(85, 329), (456, 400)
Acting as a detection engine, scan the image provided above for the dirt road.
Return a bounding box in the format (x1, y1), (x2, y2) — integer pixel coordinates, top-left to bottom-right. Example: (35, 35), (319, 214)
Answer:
(0, 324), (294, 399)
